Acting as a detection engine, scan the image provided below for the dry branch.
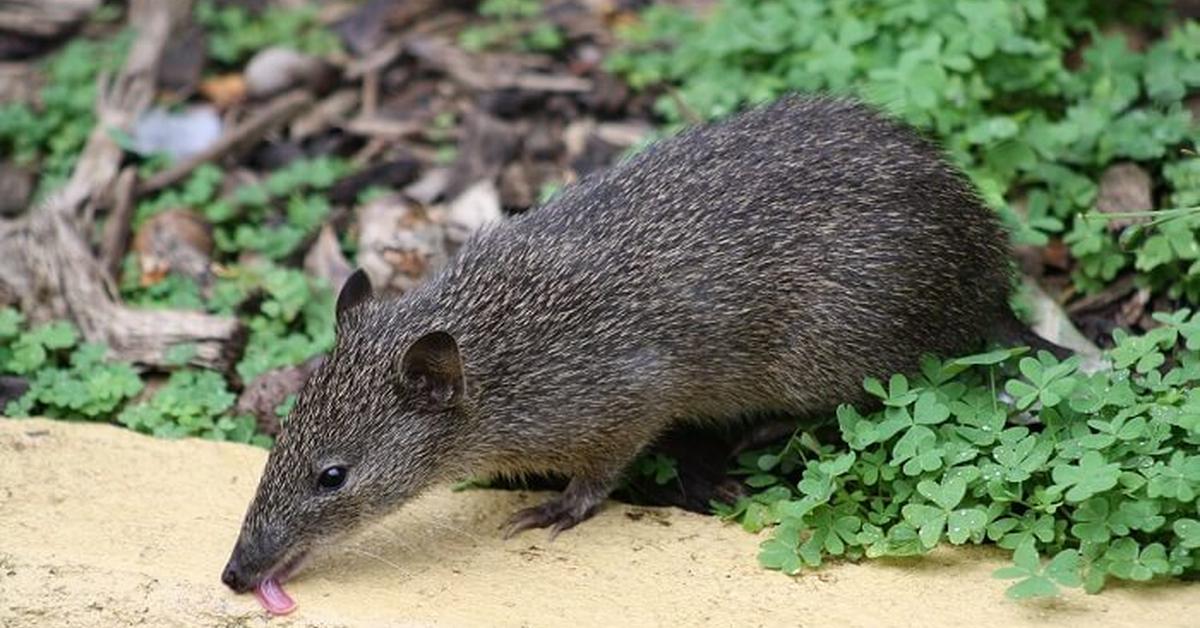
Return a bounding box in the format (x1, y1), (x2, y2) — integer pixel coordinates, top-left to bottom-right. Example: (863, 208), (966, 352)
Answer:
(406, 36), (593, 93)
(0, 0), (99, 38)
(140, 89), (315, 194)
(99, 167), (138, 279)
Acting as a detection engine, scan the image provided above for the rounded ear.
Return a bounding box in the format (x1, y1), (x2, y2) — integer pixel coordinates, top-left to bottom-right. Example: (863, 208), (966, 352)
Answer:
(398, 331), (464, 410)
(336, 268), (373, 323)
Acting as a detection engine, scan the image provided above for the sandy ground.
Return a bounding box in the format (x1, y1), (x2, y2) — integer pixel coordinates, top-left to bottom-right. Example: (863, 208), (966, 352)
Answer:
(0, 419), (1196, 628)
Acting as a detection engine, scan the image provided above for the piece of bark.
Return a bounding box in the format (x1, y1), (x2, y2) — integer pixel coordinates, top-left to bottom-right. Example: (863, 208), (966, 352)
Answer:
(1066, 274), (1137, 315)
(343, 115), (424, 139)
(0, 208), (245, 370)
(334, 0), (440, 57)
(0, 0), (99, 35)
(1116, 288), (1152, 329)
(57, 1), (192, 218)
(234, 355), (323, 436)
(0, 164), (34, 217)
(1020, 276), (1104, 372)
(0, 0), (98, 59)
(291, 88), (359, 139)
(0, 62), (41, 105)
(157, 24), (207, 97)
(333, 0), (401, 56)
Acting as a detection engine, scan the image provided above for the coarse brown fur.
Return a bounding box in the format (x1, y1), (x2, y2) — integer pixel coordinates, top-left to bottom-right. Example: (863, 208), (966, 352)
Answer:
(223, 95), (1036, 592)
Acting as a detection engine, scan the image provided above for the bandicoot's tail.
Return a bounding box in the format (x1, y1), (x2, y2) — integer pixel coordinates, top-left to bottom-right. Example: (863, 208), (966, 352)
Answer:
(995, 310), (1073, 359)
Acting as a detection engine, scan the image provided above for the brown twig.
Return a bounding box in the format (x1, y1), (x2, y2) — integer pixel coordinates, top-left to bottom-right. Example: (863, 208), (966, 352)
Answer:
(99, 167), (138, 280)
(140, 89), (315, 194)
(1065, 274), (1137, 315)
(406, 36), (593, 93)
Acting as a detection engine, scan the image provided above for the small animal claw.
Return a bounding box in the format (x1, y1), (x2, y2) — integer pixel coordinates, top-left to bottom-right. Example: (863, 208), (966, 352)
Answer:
(503, 502), (567, 539)
(501, 506), (545, 539)
(501, 494), (600, 540)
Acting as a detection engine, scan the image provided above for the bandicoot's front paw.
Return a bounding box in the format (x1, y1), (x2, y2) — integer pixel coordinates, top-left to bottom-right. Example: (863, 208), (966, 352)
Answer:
(502, 496), (601, 539)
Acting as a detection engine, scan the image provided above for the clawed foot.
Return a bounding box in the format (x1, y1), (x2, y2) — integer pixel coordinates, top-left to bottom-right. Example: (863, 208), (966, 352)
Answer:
(502, 499), (597, 539)
(502, 477), (609, 539)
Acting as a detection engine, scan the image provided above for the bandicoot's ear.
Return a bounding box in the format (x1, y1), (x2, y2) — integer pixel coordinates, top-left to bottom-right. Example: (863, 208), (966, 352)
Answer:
(398, 331), (464, 409)
(336, 268), (373, 323)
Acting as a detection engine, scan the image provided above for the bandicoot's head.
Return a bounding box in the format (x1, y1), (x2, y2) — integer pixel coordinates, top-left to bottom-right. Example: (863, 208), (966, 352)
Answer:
(221, 270), (471, 592)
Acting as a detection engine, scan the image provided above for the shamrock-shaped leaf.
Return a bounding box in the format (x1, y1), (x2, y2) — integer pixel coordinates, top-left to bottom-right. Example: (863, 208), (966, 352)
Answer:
(1104, 538), (1170, 581)
(1004, 354), (1079, 410)
(994, 541), (1081, 599)
(901, 477), (976, 548)
(759, 523), (803, 574)
(992, 433), (1052, 482)
(1145, 452), (1200, 503)
(989, 513), (1057, 550)
(1174, 519), (1200, 549)
(0, 307), (23, 339)
(865, 373), (919, 407)
(1052, 451), (1121, 502)
(913, 391), (951, 425)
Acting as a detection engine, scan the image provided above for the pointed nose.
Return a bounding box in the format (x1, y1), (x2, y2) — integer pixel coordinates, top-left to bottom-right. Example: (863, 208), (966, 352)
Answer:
(221, 557), (250, 592)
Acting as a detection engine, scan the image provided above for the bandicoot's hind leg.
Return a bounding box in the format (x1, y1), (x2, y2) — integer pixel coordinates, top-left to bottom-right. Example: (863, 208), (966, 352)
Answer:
(503, 471), (621, 538)
(619, 423), (745, 513)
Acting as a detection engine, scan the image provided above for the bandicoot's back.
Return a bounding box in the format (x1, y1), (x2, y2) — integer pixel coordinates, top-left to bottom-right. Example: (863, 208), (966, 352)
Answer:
(439, 95), (1012, 420)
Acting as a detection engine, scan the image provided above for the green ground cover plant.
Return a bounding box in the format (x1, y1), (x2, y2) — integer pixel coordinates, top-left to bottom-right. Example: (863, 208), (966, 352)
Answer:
(716, 326), (1199, 598)
(125, 158), (345, 381)
(609, 0), (1200, 597)
(0, 308), (267, 446)
(459, 0), (566, 53)
(195, 0), (342, 64)
(610, 0), (1200, 299)
(0, 34), (130, 197)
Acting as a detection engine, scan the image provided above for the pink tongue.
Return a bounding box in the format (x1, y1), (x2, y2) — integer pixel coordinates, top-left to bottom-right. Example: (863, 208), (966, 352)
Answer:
(253, 577), (296, 615)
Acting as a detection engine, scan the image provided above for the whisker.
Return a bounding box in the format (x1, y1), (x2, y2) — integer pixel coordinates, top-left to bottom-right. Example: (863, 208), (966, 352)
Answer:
(341, 546), (415, 578)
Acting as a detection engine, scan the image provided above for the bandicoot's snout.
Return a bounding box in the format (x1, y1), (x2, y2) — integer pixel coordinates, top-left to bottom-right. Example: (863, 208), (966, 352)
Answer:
(221, 554), (253, 593)
(220, 533), (282, 593)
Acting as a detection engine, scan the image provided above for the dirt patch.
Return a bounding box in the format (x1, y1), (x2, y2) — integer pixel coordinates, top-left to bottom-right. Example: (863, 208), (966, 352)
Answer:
(0, 418), (1196, 628)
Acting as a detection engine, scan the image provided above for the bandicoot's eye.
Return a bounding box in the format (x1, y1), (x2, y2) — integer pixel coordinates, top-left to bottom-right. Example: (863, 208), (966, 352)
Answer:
(317, 466), (348, 491)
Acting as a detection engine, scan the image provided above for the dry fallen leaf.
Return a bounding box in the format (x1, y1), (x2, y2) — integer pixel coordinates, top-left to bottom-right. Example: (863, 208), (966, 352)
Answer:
(445, 179), (502, 247)
(199, 73), (248, 109)
(132, 209), (214, 287)
(356, 194), (449, 295)
(1095, 162), (1153, 232)
(304, 224), (353, 291)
